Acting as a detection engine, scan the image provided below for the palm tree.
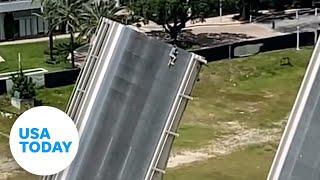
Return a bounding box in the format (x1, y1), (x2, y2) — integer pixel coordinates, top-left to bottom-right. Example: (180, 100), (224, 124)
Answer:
(53, 0), (83, 68)
(33, 0), (58, 63)
(80, 0), (123, 39)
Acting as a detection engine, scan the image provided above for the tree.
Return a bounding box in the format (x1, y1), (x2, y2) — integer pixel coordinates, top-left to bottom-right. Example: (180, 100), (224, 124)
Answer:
(293, 0), (313, 7)
(237, 0), (260, 20)
(11, 72), (36, 100)
(132, 0), (210, 42)
(52, 0), (83, 68)
(80, 0), (123, 39)
(33, 0), (58, 63)
(272, 0), (287, 10)
(11, 55), (36, 100)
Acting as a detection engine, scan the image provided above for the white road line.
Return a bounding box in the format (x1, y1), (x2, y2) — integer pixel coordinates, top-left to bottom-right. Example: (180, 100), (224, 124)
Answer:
(78, 24), (123, 136)
(96, 137), (114, 178)
(118, 146), (132, 180)
(58, 22), (123, 180)
(73, 21), (116, 129)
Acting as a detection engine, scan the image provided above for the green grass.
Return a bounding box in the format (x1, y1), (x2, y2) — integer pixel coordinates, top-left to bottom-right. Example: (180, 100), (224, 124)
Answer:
(165, 143), (277, 180)
(181, 47), (312, 129)
(0, 39), (72, 73)
(167, 47), (312, 179)
(172, 124), (220, 151)
(0, 96), (18, 157)
(0, 47), (314, 179)
(36, 85), (74, 111)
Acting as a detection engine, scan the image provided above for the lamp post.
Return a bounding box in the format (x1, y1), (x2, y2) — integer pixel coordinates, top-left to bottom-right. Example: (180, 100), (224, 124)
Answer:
(296, 26), (300, 51)
(18, 53), (21, 71)
(116, 0), (120, 7)
(315, 27), (318, 45)
(219, 0), (222, 22)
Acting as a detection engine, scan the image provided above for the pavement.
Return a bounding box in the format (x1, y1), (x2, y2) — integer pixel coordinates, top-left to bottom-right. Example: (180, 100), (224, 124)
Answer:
(261, 14), (320, 33)
(186, 14), (283, 38)
(0, 33), (79, 46)
(139, 12), (320, 39)
(136, 14), (283, 39)
(1, 12), (318, 46)
(191, 23), (282, 38)
(139, 14), (242, 31)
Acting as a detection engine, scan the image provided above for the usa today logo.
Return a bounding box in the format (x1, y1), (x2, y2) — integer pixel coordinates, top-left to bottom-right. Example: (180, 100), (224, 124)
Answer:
(10, 106), (79, 176)
(19, 128), (72, 153)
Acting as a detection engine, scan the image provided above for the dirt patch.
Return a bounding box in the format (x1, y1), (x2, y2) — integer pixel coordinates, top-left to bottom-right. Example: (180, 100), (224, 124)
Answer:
(0, 156), (21, 179)
(168, 121), (282, 168)
(0, 130), (22, 179)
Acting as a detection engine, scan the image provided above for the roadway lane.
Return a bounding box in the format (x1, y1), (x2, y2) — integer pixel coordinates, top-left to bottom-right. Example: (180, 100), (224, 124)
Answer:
(43, 18), (203, 180)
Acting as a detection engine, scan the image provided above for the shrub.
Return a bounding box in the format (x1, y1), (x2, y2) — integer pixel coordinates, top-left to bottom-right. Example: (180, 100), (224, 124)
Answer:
(11, 71), (36, 99)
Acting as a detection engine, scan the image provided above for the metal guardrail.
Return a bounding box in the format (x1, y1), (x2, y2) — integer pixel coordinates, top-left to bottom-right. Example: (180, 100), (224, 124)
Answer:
(144, 54), (206, 180)
(41, 18), (113, 180)
(254, 8), (318, 23)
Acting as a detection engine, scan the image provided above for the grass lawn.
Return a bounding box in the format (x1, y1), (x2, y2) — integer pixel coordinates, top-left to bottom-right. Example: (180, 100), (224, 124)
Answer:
(0, 39), (72, 73)
(172, 47), (312, 151)
(0, 47), (314, 179)
(0, 96), (19, 157)
(165, 143), (277, 180)
(166, 47), (312, 179)
(36, 85), (74, 111)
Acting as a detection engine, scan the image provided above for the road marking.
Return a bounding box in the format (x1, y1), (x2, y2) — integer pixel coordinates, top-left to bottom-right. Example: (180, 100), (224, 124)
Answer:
(96, 137), (114, 178)
(118, 146), (132, 180)
(78, 23), (123, 136)
(57, 21), (123, 180)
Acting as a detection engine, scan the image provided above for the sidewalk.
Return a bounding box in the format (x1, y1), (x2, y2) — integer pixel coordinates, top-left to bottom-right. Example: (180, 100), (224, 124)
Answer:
(0, 14), (282, 46)
(138, 14), (282, 38)
(0, 33), (79, 46)
(185, 14), (243, 28)
(137, 14), (243, 32)
(191, 23), (283, 38)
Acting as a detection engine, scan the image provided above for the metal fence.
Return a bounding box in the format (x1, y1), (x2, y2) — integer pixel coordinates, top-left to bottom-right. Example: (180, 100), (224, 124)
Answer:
(0, 69), (80, 95)
(44, 69), (80, 88)
(191, 31), (319, 62)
